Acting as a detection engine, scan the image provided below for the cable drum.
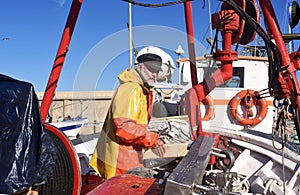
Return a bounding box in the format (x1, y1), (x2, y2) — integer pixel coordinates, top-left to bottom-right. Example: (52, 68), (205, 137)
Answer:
(38, 124), (81, 195)
(239, 0), (260, 45)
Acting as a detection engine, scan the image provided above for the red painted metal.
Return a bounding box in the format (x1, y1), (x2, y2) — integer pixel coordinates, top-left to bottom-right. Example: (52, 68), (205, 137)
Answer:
(44, 123), (82, 195)
(185, 1), (240, 140)
(193, 6), (239, 102)
(290, 51), (300, 70)
(40, 0), (83, 122)
(215, 0), (246, 45)
(184, 1), (198, 87)
(239, 0), (260, 45)
(184, 87), (202, 139)
(80, 175), (104, 195)
(259, 0), (290, 67)
(183, 1), (202, 138)
(85, 174), (162, 195)
(258, 0), (300, 119)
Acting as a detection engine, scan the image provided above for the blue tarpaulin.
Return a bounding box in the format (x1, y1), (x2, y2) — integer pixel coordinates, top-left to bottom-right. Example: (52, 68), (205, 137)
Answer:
(0, 74), (56, 194)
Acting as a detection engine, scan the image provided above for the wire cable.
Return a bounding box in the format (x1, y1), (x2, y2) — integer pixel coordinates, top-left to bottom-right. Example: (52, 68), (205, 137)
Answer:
(122, 0), (193, 7)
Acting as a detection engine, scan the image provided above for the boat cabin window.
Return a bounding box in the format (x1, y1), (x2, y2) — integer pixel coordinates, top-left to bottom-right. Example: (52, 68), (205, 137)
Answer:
(201, 66), (244, 88)
(218, 67), (244, 88)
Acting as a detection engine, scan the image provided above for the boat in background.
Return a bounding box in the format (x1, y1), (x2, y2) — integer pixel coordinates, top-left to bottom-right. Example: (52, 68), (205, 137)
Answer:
(50, 117), (89, 138)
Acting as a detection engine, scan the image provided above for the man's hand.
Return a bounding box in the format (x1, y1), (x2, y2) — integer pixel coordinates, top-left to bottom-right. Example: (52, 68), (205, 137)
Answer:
(151, 139), (166, 158)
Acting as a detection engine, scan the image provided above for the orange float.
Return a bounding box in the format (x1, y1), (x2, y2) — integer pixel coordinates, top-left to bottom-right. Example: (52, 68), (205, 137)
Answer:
(200, 95), (214, 121)
(229, 89), (268, 126)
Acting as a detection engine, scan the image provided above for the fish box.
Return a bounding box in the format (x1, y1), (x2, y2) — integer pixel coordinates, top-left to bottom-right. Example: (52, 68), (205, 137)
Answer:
(143, 115), (192, 167)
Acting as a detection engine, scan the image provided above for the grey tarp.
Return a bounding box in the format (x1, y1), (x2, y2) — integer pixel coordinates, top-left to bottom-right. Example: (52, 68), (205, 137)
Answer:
(0, 74), (56, 194)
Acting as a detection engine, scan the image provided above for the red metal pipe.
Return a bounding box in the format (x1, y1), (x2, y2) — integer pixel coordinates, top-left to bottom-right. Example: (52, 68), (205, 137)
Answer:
(184, 5), (239, 138)
(184, 1), (198, 87)
(258, 0), (290, 67)
(193, 10), (239, 101)
(259, 0), (300, 118)
(40, 0), (83, 122)
(183, 1), (202, 137)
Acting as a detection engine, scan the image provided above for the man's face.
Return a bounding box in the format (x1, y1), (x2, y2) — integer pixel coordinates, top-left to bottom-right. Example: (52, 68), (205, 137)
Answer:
(140, 63), (158, 86)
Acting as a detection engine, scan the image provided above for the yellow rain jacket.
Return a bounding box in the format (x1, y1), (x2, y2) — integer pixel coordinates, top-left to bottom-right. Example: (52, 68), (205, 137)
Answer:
(89, 68), (159, 179)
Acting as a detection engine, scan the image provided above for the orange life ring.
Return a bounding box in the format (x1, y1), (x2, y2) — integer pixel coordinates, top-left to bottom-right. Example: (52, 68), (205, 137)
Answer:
(200, 95), (214, 121)
(229, 89), (268, 126)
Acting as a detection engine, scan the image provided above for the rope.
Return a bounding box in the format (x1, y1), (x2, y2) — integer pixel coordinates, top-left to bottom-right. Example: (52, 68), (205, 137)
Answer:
(263, 177), (283, 195)
(122, 0), (193, 8)
(244, 91), (254, 118)
(282, 140), (286, 195)
(203, 170), (250, 193)
(231, 173), (250, 193)
(272, 100), (288, 150)
(272, 99), (288, 194)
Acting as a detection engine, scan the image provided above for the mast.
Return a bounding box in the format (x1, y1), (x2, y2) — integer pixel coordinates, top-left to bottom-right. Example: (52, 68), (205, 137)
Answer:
(129, 3), (133, 68)
(208, 0), (213, 51)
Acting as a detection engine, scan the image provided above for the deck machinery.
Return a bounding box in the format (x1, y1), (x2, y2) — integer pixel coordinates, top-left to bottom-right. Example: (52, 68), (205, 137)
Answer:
(26, 0), (300, 194)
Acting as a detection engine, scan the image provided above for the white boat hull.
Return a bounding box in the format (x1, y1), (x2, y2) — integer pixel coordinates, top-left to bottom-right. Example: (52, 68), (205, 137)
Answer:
(50, 118), (88, 138)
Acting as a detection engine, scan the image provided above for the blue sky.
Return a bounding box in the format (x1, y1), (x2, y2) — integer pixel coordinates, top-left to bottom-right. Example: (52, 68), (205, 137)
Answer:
(0, 0), (296, 92)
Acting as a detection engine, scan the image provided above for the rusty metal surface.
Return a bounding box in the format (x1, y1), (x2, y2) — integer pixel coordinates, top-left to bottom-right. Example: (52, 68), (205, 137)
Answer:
(164, 136), (215, 194)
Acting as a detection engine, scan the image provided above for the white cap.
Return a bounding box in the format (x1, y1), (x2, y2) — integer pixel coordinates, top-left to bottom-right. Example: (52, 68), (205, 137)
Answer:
(135, 46), (175, 82)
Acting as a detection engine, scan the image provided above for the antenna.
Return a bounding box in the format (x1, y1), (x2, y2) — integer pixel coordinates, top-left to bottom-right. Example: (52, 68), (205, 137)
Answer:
(175, 45), (184, 58)
(126, 22), (138, 57)
(208, 0), (212, 51)
(128, 3), (133, 69)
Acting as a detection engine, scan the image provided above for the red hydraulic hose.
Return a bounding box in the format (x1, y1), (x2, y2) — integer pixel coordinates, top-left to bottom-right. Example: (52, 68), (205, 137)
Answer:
(40, 0), (83, 122)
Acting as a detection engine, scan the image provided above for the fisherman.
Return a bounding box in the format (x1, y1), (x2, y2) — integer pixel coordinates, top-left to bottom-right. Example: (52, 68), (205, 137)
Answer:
(89, 47), (166, 180)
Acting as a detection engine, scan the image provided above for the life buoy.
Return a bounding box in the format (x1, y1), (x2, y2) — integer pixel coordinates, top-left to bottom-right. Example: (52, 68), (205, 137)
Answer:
(229, 89), (268, 126)
(200, 95), (214, 121)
